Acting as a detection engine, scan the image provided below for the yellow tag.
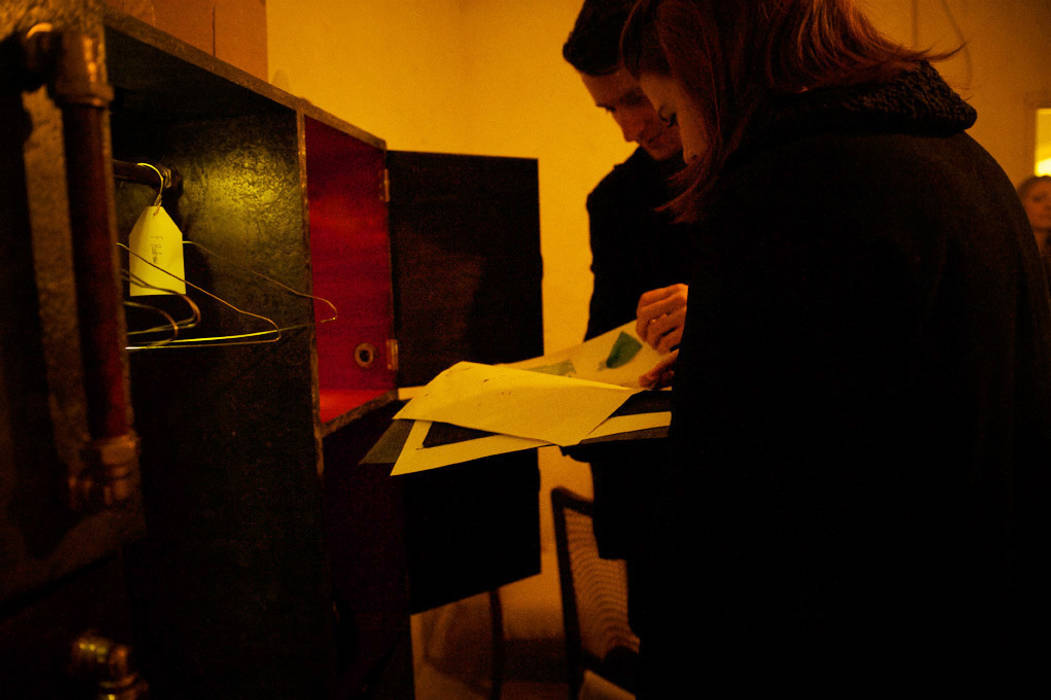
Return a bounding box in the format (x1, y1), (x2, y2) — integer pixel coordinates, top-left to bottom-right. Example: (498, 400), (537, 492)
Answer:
(128, 205), (187, 296)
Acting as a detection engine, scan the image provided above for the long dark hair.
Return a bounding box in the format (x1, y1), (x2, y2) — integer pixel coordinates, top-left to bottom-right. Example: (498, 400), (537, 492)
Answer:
(621, 0), (947, 221)
(563, 0), (637, 75)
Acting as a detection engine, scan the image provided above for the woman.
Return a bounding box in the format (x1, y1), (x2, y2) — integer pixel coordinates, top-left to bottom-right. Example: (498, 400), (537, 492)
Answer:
(620, 0), (1051, 692)
(1019, 174), (1051, 281)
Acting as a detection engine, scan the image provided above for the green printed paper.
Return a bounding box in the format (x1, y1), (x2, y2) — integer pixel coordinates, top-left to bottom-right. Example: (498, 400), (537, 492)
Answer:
(526, 359), (576, 377)
(603, 332), (643, 369)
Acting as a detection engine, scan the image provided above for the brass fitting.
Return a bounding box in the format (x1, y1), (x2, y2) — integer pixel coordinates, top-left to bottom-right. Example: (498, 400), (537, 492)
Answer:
(70, 631), (149, 700)
(52, 30), (115, 107)
(71, 432), (141, 511)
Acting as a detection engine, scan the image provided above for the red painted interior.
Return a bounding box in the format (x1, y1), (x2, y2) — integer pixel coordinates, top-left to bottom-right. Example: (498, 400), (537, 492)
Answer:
(305, 117), (396, 423)
(318, 389), (392, 423)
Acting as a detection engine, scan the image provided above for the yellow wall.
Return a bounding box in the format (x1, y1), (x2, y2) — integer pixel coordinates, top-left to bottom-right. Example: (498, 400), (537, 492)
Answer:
(105, 0), (269, 80)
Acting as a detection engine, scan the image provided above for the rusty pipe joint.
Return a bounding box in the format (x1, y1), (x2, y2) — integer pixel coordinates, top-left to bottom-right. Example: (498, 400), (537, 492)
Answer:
(70, 433), (141, 512)
(70, 631), (149, 700)
(18, 23), (58, 91)
(22, 24), (114, 107)
(52, 30), (114, 107)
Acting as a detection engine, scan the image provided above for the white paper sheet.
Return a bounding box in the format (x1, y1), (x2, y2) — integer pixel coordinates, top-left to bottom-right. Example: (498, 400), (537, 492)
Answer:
(393, 361), (634, 446)
(388, 406), (671, 475)
(390, 420), (548, 475)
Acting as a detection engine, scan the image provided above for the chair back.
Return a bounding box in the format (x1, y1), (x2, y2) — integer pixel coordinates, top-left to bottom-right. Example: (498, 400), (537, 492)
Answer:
(551, 487), (639, 698)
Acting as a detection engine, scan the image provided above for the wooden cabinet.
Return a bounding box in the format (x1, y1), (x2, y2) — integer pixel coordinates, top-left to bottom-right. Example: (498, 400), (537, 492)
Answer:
(1, 3), (541, 697)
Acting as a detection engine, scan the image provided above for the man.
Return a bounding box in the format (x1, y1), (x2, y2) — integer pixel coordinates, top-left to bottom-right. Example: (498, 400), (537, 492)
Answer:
(561, 0), (693, 642)
(565, 0), (691, 354)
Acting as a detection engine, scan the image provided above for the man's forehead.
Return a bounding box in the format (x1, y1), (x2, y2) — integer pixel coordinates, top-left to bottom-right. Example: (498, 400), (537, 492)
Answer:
(581, 68), (646, 107)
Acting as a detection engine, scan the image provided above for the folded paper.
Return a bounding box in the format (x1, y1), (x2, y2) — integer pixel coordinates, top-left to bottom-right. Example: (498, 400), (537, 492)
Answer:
(390, 420), (547, 475)
(394, 361), (634, 446)
(504, 322), (663, 388)
(388, 410), (672, 475)
(386, 321), (672, 472)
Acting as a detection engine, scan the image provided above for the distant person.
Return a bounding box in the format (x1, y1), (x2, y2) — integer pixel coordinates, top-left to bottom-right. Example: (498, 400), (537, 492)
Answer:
(621, 0), (1051, 692)
(1019, 174), (1051, 280)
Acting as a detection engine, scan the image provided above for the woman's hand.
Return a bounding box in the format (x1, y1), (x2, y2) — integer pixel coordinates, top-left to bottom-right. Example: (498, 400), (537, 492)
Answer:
(636, 283), (688, 353)
(639, 349), (678, 389)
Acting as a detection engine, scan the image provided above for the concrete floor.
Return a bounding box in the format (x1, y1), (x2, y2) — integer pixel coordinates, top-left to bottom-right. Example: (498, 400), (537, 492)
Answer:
(411, 551), (570, 699)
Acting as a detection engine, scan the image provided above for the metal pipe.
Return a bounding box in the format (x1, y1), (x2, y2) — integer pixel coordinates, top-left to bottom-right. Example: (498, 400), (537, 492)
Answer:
(44, 28), (139, 510)
(113, 159), (181, 191)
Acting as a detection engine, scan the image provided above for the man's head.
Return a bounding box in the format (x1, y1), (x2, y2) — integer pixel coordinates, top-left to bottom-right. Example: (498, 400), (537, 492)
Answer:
(563, 0), (681, 161)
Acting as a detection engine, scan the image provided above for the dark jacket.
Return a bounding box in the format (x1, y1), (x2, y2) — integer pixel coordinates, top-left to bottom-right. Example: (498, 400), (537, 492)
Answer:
(583, 148), (691, 643)
(585, 148), (692, 340)
(583, 148), (690, 563)
(643, 63), (1051, 690)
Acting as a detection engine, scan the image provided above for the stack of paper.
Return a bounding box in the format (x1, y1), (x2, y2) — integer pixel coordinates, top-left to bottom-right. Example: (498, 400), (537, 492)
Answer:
(389, 322), (672, 475)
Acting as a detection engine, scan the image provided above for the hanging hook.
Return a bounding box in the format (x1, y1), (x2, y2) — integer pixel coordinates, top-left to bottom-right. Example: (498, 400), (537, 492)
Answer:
(136, 161), (165, 208)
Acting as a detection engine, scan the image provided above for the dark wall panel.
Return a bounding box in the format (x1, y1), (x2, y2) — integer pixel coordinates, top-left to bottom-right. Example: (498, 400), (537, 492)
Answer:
(388, 151), (543, 387)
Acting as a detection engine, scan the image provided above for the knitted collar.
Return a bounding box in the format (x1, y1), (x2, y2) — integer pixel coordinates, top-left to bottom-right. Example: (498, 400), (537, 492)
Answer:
(741, 62), (977, 154)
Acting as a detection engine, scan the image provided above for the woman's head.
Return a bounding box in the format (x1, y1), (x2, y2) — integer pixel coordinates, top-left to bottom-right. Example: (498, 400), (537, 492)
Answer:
(621, 0), (936, 220)
(1018, 175), (1051, 235)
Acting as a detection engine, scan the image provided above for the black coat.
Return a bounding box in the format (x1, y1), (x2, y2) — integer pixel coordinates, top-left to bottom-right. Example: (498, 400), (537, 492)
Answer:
(585, 148), (692, 341)
(643, 64), (1051, 690)
(582, 149), (691, 643)
(584, 152), (690, 555)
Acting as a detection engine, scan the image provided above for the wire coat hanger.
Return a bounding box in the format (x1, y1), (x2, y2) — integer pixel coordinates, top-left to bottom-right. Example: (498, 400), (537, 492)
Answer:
(118, 160), (338, 351)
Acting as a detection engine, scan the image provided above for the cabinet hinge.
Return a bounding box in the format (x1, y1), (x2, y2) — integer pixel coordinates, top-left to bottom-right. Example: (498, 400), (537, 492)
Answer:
(381, 168), (390, 203)
(386, 338), (399, 371)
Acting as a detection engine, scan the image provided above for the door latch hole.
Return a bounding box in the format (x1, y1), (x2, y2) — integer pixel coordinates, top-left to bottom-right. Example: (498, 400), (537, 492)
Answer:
(354, 342), (376, 368)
